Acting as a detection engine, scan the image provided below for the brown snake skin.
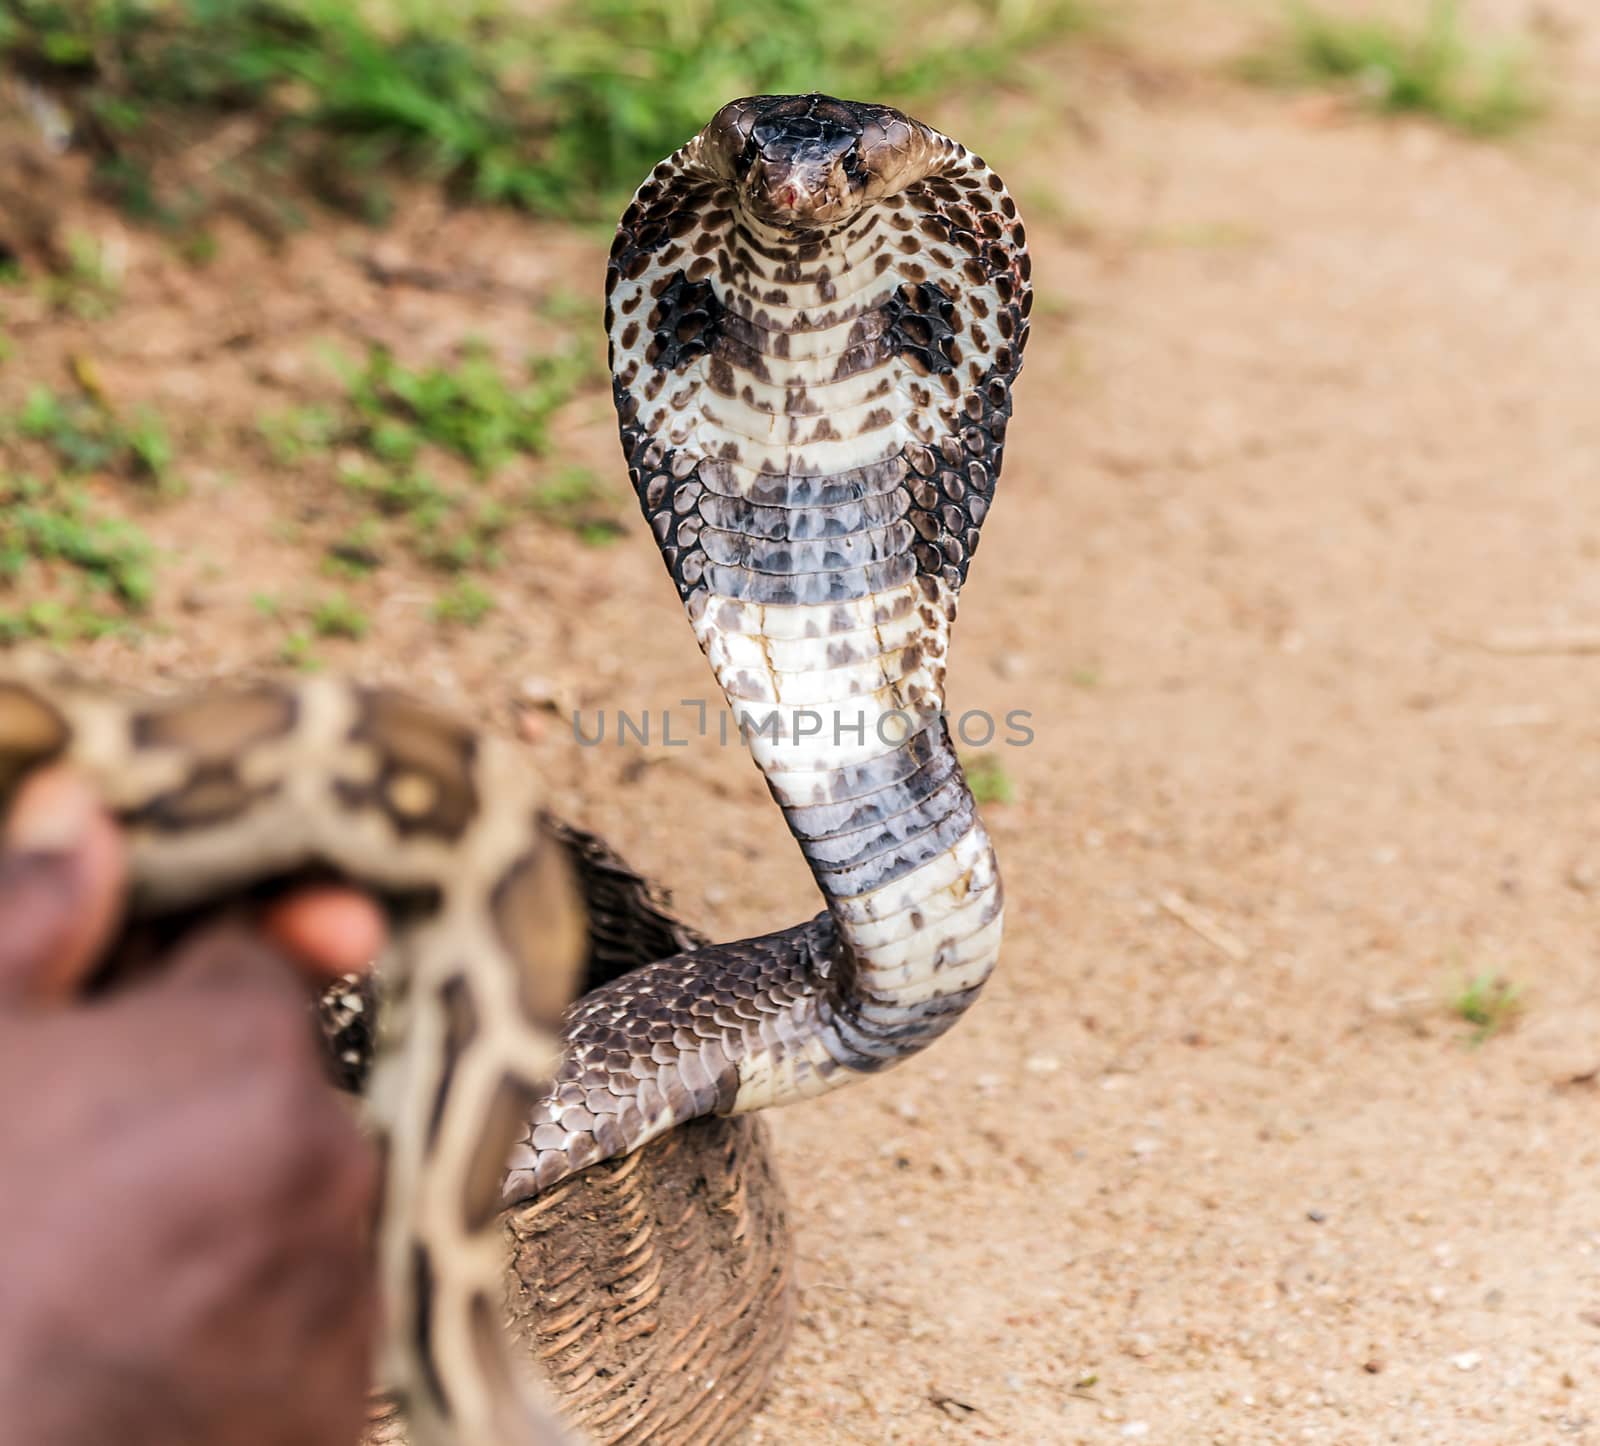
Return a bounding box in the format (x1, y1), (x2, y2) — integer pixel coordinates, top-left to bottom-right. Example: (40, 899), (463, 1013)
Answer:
(359, 825), (794, 1446)
(0, 92), (1025, 1446)
(366, 1117), (790, 1446)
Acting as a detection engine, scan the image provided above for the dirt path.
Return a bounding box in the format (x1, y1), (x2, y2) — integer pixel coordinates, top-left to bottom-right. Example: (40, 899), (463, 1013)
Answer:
(5, 3), (1599, 1441)
(740, 9), (1600, 1442)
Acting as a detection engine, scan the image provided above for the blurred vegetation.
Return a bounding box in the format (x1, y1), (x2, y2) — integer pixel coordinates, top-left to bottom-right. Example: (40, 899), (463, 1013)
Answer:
(0, 475), (155, 640)
(1243, 1), (1539, 137)
(529, 465), (624, 547)
(6, 384), (176, 488)
(336, 461), (512, 573)
(1448, 969), (1525, 1045)
(254, 337), (620, 582)
(964, 752), (1017, 806)
(432, 576), (494, 628)
(308, 588), (368, 639)
(0, 0), (1090, 226)
(339, 341), (581, 474)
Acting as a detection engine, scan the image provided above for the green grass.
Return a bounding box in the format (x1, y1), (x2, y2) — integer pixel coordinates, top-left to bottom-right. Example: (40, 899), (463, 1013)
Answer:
(309, 589), (369, 639)
(258, 403), (338, 467)
(338, 462), (510, 573)
(0, 0), (1091, 224)
(1242, 1), (1540, 137)
(432, 577), (494, 627)
(0, 476), (156, 640)
(279, 629), (322, 670)
(6, 386), (178, 489)
(341, 342), (586, 475)
(522, 0), (1091, 214)
(122, 408), (176, 484)
(1449, 969), (1525, 1045)
(530, 465), (624, 545)
(964, 753), (1017, 806)
(255, 339), (619, 577)
(323, 520), (383, 577)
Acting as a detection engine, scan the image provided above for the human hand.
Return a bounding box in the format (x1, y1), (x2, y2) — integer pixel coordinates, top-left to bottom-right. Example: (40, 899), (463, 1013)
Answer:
(0, 769), (384, 1446)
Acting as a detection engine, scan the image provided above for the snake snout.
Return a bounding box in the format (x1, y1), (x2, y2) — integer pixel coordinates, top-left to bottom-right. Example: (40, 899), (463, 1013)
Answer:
(736, 147), (864, 227)
(742, 157), (857, 227)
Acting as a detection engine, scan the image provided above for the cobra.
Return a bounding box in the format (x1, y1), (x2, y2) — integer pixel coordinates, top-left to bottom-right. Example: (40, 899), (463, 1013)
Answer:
(509, 91), (1030, 1200)
(0, 93), (1029, 1446)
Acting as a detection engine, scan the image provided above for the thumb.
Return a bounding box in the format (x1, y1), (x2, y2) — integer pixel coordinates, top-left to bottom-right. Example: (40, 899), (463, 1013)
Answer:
(0, 768), (127, 1004)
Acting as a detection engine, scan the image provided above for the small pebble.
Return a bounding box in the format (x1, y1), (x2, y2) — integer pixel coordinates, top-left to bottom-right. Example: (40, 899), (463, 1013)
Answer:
(518, 674), (574, 712)
(1450, 1351), (1482, 1373)
(1121, 1424), (1150, 1439)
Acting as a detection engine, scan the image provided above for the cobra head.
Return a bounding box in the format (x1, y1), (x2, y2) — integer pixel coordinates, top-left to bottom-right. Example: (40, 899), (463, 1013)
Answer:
(699, 93), (938, 228)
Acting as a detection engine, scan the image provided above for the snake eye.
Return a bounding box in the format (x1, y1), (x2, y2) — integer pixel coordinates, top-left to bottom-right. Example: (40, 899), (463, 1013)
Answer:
(841, 145), (869, 188)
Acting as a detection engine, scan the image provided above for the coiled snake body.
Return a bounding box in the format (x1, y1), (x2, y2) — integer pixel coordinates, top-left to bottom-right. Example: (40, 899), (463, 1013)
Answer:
(0, 95), (1028, 1446)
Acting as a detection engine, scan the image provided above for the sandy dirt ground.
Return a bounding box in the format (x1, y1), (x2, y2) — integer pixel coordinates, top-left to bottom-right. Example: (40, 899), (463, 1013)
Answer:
(3, 2), (1598, 1441)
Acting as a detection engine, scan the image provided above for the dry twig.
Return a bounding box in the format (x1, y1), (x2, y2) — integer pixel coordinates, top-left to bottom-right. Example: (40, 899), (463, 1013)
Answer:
(1459, 626), (1600, 656)
(1157, 890), (1249, 962)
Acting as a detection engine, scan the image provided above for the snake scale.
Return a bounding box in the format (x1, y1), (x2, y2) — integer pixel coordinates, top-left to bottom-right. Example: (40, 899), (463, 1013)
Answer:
(0, 94), (1028, 1445)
